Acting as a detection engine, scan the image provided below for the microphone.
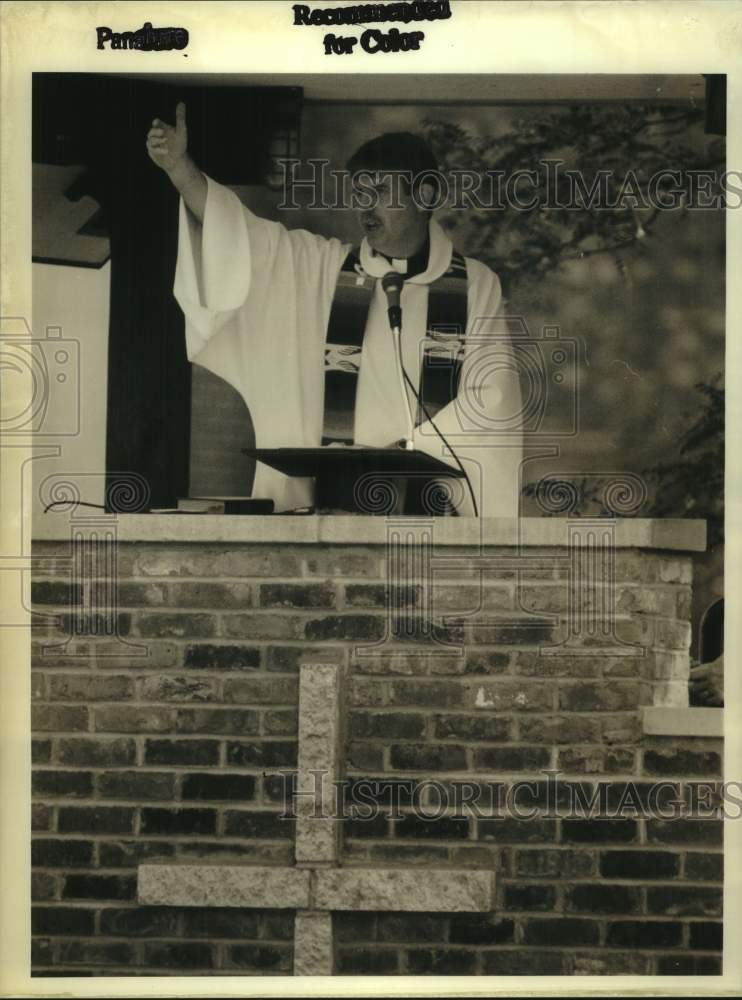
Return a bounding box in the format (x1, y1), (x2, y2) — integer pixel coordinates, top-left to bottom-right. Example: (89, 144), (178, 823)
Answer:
(381, 271), (403, 331)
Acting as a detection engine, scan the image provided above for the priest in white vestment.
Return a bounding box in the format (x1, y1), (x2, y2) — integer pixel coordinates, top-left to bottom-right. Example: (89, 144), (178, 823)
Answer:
(147, 104), (524, 516)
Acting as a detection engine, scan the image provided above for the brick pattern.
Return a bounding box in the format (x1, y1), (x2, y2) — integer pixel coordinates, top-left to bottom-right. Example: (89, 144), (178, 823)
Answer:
(30, 541), (721, 976)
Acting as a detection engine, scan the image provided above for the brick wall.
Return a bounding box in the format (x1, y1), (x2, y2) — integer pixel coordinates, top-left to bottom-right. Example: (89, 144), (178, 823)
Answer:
(30, 537), (722, 976)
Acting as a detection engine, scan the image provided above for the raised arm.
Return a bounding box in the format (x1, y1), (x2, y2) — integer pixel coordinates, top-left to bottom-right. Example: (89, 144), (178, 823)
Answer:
(146, 102), (207, 223)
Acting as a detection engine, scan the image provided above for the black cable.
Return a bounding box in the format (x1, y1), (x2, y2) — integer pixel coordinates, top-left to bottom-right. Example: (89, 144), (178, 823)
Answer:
(43, 500), (107, 513)
(400, 364), (479, 518)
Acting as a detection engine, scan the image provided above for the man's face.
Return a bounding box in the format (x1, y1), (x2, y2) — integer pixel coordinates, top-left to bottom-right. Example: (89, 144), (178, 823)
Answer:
(352, 171), (429, 259)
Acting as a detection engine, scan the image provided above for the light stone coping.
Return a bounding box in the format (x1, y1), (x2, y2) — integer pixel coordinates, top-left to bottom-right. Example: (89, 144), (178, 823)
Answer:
(293, 912), (333, 977)
(642, 707), (724, 738)
(32, 513), (707, 551)
(137, 864), (311, 908)
(295, 663), (342, 865)
(313, 869), (495, 912)
(652, 681), (690, 710)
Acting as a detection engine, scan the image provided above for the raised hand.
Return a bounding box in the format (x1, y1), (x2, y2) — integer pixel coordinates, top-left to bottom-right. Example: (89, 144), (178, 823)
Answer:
(689, 654), (724, 707)
(146, 102), (188, 174)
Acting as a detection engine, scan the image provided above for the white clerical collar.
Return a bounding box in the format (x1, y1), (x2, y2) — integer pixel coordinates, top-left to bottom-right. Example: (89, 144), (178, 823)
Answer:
(359, 217), (453, 284)
(372, 252), (410, 275)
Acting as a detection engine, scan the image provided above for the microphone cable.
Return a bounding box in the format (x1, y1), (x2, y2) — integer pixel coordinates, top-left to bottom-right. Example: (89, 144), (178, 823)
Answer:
(43, 500), (107, 513)
(381, 269), (479, 516)
(400, 364), (479, 518)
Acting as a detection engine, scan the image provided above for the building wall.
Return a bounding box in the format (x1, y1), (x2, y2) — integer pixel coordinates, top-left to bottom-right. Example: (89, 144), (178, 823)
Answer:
(30, 537), (722, 976)
(30, 262), (110, 516)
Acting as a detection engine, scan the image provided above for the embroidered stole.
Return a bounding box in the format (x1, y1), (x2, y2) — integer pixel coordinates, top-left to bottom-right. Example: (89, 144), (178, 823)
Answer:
(321, 249), (468, 445)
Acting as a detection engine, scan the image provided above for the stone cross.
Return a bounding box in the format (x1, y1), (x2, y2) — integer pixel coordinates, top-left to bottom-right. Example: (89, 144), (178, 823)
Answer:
(138, 662), (495, 975)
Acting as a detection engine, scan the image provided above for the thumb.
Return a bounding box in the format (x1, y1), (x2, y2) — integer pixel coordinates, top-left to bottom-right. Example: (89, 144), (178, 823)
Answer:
(175, 101), (187, 130)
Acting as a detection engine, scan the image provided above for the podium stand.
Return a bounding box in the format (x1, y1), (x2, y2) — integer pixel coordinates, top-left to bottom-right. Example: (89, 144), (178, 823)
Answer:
(243, 447), (465, 515)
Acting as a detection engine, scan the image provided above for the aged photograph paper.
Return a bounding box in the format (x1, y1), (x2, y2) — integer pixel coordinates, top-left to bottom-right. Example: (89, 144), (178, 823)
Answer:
(1, 1), (741, 996)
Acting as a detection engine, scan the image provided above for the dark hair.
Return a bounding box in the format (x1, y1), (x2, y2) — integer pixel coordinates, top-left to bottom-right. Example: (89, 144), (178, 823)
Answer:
(346, 131), (440, 197)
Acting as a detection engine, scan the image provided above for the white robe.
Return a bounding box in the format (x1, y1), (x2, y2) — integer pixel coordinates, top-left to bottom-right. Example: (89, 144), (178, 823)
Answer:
(174, 174), (523, 516)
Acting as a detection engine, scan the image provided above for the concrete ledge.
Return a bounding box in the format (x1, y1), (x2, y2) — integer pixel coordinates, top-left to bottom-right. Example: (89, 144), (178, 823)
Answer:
(313, 869), (495, 912)
(642, 707), (724, 738)
(33, 513), (706, 551)
(137, 864), (311, 908)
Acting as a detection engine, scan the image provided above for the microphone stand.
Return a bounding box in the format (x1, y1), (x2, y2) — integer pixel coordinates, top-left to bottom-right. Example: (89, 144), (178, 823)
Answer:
(391, 322), (415, 451)
(382, 271), (415, 451)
